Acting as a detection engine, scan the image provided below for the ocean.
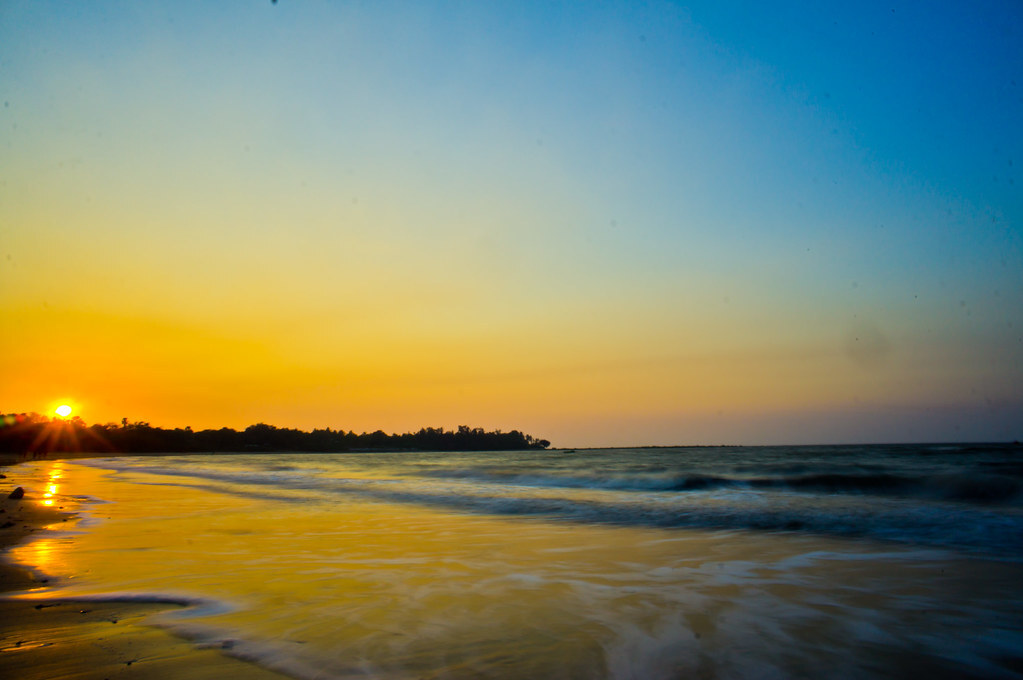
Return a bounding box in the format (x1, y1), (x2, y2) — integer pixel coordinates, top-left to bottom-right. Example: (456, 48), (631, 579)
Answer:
(7, 445), (1023, 679)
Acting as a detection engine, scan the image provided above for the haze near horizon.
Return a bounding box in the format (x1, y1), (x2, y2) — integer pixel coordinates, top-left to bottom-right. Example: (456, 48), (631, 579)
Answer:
(2, 1), (1021, 447)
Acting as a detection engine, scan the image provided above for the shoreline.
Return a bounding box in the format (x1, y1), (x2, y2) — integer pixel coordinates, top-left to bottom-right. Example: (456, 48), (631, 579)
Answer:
(0, 461), (292, 680)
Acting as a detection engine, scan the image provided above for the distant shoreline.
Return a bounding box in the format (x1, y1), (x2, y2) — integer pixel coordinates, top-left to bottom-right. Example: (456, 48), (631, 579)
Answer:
(0, 414), (551, 457)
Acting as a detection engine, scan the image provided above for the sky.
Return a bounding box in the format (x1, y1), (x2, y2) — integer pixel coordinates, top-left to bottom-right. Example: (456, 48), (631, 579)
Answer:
(2, 0), (1021, 447)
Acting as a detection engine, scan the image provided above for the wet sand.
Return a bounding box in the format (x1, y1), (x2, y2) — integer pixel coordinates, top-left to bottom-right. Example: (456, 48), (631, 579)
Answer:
(0, 466), (290, 680)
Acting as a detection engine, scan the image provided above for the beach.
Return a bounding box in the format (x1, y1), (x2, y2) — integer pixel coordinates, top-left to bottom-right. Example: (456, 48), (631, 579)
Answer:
(0, 458), (289, 680)
(2, 446), (1023, 679)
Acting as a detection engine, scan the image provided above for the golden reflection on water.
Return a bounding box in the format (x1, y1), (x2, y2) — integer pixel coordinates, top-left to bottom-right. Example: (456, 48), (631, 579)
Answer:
(41, 463), (63, 506)
(16, 537), (60, 576)
(9, 462), (73, 576)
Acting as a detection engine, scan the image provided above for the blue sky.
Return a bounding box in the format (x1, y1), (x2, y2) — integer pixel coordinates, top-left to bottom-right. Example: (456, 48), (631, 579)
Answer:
(2, 1), (1021, 445)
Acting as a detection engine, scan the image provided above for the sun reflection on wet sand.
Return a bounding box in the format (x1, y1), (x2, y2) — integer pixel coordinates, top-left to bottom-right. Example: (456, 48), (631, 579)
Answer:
(15, 537), (60, 577)
(0, 463), (70, 586)
(41, 462), (63, 507)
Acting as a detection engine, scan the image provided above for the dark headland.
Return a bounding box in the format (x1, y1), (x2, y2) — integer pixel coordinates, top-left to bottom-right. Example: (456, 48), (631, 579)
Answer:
(0, 412), (551, 459)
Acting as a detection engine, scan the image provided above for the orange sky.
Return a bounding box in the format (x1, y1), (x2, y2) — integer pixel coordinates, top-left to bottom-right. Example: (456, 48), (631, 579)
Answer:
(2, 2), (1021, 446)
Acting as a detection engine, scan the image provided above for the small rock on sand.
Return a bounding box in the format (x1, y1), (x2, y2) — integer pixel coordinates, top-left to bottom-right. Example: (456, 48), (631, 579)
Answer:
(8, 487), (24, 500)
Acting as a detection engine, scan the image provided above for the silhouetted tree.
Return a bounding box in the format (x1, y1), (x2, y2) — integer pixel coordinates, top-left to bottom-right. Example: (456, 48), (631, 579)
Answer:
(0, 412), (551, 455)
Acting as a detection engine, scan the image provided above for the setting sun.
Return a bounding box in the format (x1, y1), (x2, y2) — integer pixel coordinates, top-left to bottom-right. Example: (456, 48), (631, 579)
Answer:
(55, 404), (73, 418)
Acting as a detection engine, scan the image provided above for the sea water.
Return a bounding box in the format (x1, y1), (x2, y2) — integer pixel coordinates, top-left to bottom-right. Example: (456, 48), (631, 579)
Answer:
(6, 445), (1023, 679)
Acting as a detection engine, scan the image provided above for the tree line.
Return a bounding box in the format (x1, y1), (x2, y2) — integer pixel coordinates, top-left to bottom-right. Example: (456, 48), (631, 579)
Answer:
(0, 413), (551, 455)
